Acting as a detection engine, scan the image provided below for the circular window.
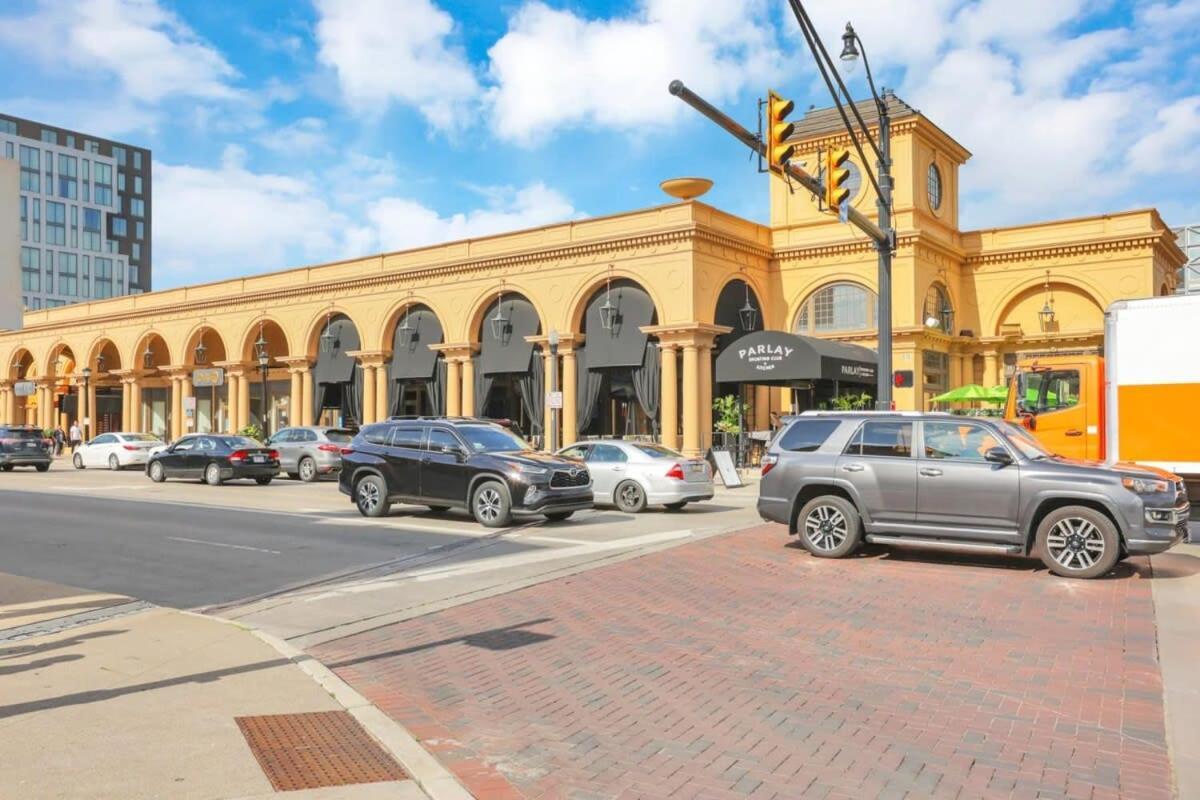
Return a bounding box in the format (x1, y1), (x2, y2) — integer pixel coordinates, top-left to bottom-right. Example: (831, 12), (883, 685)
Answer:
(927, 163), (943, 211)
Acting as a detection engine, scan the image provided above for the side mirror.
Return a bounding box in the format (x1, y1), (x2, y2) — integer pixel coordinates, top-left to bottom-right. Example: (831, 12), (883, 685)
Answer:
(984, 447), (1013, 466)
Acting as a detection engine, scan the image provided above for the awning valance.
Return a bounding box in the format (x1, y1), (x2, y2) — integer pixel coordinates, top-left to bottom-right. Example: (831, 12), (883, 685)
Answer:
(714, 330), (877, 386)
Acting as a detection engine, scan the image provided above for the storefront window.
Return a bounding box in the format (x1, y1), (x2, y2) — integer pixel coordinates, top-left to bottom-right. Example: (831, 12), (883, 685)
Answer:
(795, 283), (876, 334)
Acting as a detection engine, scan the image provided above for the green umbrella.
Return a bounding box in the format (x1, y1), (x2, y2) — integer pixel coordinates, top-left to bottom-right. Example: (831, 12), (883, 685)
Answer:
(932, 384), (991, 403)
(982, 385), (1010, 403)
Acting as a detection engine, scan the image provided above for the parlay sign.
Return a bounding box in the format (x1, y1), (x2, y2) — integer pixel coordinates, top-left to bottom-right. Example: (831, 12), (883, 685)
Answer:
(736, 343), (795, 373)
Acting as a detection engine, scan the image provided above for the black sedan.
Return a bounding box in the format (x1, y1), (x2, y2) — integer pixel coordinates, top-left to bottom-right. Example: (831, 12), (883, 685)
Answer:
(146, 434), (280, 485)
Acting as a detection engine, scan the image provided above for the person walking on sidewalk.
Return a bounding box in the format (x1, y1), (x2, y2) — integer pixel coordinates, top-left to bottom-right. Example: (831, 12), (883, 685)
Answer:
(68, 421), (82, 453)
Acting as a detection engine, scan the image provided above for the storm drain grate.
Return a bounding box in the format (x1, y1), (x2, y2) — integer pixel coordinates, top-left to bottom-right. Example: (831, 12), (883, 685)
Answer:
(236, 711), (407, 791)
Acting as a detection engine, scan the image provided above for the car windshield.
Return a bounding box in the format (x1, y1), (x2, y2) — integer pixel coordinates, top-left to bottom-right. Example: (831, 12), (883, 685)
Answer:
(121, 433), (160, 442)
(218, 436), (259, 449)
(996, 420), (1053, 460)
(458, 424), (531, 453)
(635, 444), (683, 459)
(325, 430), (354, 443)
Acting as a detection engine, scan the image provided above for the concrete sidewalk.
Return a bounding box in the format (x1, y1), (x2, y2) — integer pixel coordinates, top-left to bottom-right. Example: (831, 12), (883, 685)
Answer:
(0, 573), (428, 800)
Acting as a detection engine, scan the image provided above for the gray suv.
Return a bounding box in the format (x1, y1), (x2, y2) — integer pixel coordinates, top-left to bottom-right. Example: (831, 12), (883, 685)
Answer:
(758, 412), (1190, 579)
(267, 426), (354, 482)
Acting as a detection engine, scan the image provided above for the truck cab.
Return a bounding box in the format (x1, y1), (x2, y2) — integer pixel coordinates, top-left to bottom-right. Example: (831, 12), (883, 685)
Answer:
(1004, 355), (1105, 462)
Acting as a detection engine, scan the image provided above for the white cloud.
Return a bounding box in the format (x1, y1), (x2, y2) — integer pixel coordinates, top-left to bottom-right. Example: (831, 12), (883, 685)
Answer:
(314, 0), (479, 130)
(0, 0), (240, 103)
(484, 0), (787, 146)
(368, 183), (579, 251)
(257, 117), (331, 155)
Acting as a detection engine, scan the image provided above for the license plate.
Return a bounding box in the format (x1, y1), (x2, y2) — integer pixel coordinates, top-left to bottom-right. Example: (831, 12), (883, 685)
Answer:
(689, 462), (705, 473)
(25, 443), (36, 449)
(251, 456), (265, 463)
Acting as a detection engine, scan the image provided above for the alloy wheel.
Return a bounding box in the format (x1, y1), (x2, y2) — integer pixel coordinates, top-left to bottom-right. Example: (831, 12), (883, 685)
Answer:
(358, 480), (380, 513)
(109, 454), (120, 470)
(475, 487), (503, 523)
(617, 483), (642, 511)
(73, 454), (83, 469)
(300, 458), (315, 481)
(804, 505), (849, 553)
(1045, 517), (1105, 571)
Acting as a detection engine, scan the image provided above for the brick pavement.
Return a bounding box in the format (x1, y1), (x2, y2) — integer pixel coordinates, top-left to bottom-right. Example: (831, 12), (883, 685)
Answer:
(313, 524), (1172, 800)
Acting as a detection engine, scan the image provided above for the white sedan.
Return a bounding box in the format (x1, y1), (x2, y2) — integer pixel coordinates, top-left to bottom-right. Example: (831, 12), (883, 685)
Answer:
(73, 432), (164, 471)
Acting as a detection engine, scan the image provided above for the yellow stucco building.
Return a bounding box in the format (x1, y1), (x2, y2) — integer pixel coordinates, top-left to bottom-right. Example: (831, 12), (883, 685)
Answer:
(0, 97), (1184, 457)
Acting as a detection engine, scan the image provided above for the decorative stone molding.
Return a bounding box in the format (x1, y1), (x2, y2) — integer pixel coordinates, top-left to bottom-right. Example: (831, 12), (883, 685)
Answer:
(965, 235), (1163, 267)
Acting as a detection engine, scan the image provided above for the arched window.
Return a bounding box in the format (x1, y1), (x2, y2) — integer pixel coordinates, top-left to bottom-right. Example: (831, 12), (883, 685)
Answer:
(795, 282), (876, 334)
(923, 283), (954, 333)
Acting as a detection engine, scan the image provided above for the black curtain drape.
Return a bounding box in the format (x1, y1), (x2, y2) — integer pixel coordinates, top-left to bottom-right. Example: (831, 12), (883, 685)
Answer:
(473, 355), (494, 417)
(517, 354), (544, 437)
(313, 382), (330, 424)
(575, 346), (603, 435)
(390, 381), (407, 417)
(426, 358), (447, 415)
(631, 341), (661, 436)
(339, 364), (363, 426)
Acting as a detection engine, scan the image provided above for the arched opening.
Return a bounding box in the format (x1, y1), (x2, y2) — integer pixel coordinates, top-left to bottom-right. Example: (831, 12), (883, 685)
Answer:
(475, 291), (541, 439)
(575, 279), (659, 440)
(90, 339), (124, 435)
(133, 333), (171, 439)
(8, 349), (37, 427)
(922, 283), (954, 334)
(387, 304), (445, 416)
(794, 282), (877, 334)
(712, 278), (765, 458)
(312, 313), (363, 427)
(46, 344), (79, 436)
(187, 327), (230, 434)
(242, 318), (292, 436)
(995, 282), (1103, 337)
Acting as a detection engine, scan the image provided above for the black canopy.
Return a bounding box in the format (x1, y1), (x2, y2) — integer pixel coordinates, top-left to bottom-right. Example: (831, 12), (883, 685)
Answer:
(714, 330), (877, 386)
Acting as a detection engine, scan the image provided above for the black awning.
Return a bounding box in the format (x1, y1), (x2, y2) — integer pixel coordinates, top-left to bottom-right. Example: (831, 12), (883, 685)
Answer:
(714, 330), (877, 386)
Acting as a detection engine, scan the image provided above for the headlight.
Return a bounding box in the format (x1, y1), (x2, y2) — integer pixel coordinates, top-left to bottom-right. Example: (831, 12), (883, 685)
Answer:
(1122, 476), (1169, 494)
(510, 464), (549, 477)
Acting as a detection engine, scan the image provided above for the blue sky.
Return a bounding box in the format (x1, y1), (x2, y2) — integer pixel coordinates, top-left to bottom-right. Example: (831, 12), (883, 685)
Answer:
(2, 0), (1197, 289)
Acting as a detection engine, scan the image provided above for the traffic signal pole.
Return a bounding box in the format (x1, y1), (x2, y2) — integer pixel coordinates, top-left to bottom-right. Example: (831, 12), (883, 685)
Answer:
(668, 80), (886, 245)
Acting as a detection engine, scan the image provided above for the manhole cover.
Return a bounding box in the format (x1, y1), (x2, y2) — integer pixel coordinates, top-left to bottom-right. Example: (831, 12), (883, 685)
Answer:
(236, 711), (407, 791)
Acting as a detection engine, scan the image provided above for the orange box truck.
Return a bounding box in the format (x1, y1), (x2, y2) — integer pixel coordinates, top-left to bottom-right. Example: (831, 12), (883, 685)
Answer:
(1006, 294), (1200, 499)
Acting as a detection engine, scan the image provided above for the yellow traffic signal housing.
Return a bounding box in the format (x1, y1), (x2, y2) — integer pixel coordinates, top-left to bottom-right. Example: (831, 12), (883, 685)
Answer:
(765, 91), (796, 174)
(825, 147), (851, 211)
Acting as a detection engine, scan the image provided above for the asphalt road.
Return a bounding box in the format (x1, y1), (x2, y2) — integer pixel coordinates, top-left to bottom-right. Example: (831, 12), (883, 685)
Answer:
(0, 488), (533, 609)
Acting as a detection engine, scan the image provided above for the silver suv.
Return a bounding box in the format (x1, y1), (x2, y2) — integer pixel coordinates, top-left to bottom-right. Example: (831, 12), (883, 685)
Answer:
(267, 426), (354, 482)
(758, 412), (1190, 579)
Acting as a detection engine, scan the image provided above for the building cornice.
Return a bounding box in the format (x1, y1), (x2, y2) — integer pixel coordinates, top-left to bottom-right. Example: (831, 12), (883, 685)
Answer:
(964, 233), (1165, 267)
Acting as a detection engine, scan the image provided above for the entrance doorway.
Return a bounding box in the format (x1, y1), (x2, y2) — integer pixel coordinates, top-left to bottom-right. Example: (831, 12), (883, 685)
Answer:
(480, 374), (534, 438)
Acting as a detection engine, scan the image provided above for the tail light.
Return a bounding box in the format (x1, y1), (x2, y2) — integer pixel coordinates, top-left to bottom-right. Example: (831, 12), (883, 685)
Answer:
(123, 444), (139, 451)
(317, 444), (341, 453)
(229, 449), (248, 462)
(267, 449), (280, 460)
(761, 452), (779, 476)
(665, 463), (685, 481)
(340, 447), (354, 455)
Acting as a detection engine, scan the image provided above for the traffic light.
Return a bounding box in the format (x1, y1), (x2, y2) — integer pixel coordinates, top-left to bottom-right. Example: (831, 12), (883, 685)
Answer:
(893, 370), (914, 388)
(765, 90), (795, 174)
(824, 147), (852, 211)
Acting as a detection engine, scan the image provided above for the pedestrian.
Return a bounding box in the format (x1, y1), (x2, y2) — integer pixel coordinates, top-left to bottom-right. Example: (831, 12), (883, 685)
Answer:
(52, 426), (63, 455)
(68, 421), (82, 453)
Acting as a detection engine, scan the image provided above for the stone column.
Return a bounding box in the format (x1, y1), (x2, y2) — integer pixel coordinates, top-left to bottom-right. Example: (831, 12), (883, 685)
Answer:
(561, 348), (577, 447)
(130, 380), (143, 432)
(361, 364), (377, 425)
(238, 372), (251, 432)
(660, 345), (679, 451)
(983, 350), (1000, 388)
(87, 381), (98, 437)
(289, 369), (303, 424)
(755, 384), (771, 433)
(180, 373), (193, 435)
(169, 375), (182, 440)
(541, 348), (555, 450)
(301, 368), (314, 426)
(226, 373), (239, 432)
(0, 386), (8, 425)
(698, 344), (714, 452)
(461, 357), (475, 417)
(446, 359), (462, 416)
(120, 380), (131, 430)
(681, 344), (700, 456)
(375, 365), (389, 421)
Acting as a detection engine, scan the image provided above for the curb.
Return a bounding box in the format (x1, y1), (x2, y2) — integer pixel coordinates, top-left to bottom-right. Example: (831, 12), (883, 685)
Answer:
(190, 612), (474, 800)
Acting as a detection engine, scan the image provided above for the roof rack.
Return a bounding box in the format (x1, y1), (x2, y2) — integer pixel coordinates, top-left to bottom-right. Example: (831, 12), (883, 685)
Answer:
(796, 410), (956, 417)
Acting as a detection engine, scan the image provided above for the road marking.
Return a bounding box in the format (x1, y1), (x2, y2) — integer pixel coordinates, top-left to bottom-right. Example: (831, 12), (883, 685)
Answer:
(166, 536), (281, 555)
(313, 517), (488, 537)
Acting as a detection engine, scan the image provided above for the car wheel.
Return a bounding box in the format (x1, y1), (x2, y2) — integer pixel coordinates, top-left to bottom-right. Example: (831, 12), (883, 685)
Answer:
(544, 511), (574, 522)
(0, 464), (13, 472)
(614, 480), (647, 514)
(797, 495), (861, 558)
(298, 457), (318, 483)
(426, 505), (450, 514)
(472, 481), (512, 528)
(664, 501), (688, 512)
(204, 463), (223, 486)
(148, 461), (166, 482)
(1036, 506), (1120, 579)
(355, 474), (390, 518)
(73, 453), (85, 469)
(108, 454), (121, 471)
(35, 463), (50, 473)
(255, 476), (273, 486)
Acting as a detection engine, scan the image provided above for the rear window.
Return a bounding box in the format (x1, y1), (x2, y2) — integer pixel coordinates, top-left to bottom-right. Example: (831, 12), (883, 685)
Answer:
(777, 419), (840, 452)
(634, 444), (681, 459)
(218, 436), (258, 449)
(121, 433), (159, 442)
(1, 429), (44, 440)
(325, 429), (354, 444)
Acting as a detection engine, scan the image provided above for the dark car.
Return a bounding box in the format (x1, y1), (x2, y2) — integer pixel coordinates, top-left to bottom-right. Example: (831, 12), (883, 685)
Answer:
(0, 426), (53, 472)
(146, 434), (280, 486)
(339, 417), (593, 527)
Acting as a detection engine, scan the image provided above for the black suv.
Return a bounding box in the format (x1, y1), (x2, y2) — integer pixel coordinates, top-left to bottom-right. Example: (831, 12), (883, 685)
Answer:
(339, 417), (593, 527)
(0, 426), (52, 472)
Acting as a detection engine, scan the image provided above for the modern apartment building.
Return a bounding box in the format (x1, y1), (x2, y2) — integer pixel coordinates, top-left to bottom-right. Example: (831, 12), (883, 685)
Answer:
(0, 113), (151, 310)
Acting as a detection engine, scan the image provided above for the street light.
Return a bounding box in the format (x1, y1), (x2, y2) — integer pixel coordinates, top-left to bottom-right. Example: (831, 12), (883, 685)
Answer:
(97, 352), (106, 372)
(319, 310), (336, 354)
(81, 366), (91, 440)
(256, 321), (271, 437)
(397, 294), (416, 348)
(738, 279), (759, 331)
(194, 335), (208, 365)
(142, 344), (154, 369)
(598, 269), (618, 332)
(490, 283), (510, 342)
(1039, 271), (1056, 332)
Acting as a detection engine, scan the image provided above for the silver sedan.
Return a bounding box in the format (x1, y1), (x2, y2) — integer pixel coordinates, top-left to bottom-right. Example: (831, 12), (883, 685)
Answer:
(555, 440), (714, 513)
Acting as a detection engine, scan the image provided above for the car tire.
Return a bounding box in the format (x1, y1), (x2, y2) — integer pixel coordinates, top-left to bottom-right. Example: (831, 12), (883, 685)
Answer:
(472, 481), (513, 528)
(354, 474), (390, 518)
(426, 505), (450, 514)
(286, 472), (299, 480)
(1036, 506), (1120, 579)
(148, 461), (166, 482)
(614, 480), (647, 514)
(797, 495), (862, 558)
(73, 453), (84, 469)
(204, 463), (223, 486)
(664, 501), (688, 512)
(298, 457), (318, 483)
(0, 464), (13, 472)
(108, 454), (121, 471)
(35, 463), (50, 473)
(255, 476), (273, 486)
(544, 511), (574, 522)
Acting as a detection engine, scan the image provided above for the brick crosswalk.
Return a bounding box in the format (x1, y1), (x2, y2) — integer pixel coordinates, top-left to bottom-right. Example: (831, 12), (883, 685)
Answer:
(313, 524), (1171, 799)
